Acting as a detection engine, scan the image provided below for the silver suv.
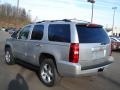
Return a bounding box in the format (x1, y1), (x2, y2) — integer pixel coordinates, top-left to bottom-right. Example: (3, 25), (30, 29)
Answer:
(5, 19), (114, 86)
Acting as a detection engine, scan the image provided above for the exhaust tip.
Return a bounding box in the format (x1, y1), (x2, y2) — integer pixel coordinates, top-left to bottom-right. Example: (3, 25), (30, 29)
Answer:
(98, 68), (104, 72)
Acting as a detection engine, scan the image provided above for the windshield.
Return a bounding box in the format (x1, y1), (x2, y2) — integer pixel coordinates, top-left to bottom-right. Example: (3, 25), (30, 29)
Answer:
(76, 25), (110, 44)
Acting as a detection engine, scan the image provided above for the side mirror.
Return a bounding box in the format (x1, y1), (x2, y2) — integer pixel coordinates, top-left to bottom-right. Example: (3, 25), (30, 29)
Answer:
(11, 30), (20, 39)
(11, 34), (17, 39)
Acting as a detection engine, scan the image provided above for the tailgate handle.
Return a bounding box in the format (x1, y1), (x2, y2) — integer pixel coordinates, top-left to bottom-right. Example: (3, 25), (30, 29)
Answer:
(91, 47), (105, 52)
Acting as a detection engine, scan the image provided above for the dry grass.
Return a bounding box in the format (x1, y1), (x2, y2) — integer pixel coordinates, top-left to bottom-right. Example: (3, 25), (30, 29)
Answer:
(0, 17), (31, 29)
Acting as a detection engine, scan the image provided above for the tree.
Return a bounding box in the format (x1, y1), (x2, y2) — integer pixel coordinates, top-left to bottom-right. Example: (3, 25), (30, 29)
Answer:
(0, 3), (31, 28)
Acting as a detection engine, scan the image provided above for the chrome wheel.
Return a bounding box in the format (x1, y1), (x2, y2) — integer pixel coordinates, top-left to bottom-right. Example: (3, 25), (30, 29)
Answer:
(39, 59), (60, 87)
(5, 48), (15, 65)
(5, 51), (11, 63)
(41, 64), (53, 83)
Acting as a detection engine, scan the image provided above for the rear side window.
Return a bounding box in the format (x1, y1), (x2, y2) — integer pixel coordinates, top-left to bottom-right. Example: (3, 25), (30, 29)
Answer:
(76, 25), (110, 44)
(48, 24), (70, 43)
(31, 25), (44, 40)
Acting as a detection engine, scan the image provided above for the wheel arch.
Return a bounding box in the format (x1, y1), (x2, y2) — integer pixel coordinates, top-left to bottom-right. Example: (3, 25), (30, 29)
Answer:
(39, 53), (60, 75)
(5, 44), (11, 51)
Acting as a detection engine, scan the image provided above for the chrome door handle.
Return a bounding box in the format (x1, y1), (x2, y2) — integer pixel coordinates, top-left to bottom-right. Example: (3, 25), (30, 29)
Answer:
(35, 44), (43, 47)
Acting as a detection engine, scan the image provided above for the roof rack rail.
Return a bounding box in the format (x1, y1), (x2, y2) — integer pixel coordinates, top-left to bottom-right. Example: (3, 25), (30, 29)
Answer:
(36, 20), (50, 23)
(50, 19), (71, 22)
(51, 19), (90, 23)
(36, 19), (71, 23)
(36, 19), (90, 23)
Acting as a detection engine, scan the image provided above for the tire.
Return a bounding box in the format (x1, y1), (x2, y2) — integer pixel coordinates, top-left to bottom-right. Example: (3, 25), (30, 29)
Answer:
(5, 48), (15, 65)
(39, 58), (61, 87)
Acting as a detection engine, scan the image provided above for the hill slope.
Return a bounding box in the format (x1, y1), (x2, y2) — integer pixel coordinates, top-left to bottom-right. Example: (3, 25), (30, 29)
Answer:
(0, 3), (31, 28)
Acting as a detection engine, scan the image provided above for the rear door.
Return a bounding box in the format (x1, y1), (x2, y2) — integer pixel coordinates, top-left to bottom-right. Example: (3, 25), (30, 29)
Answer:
(76, 24), (110, 63)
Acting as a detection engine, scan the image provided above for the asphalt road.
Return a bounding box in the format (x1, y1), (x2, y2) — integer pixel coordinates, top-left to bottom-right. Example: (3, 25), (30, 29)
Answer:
(0, 31), (120, 90)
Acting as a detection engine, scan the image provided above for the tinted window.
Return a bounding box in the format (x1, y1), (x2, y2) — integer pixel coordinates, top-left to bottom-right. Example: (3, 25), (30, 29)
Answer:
(76, 25), (110, 43)
(48, 24), (70, 42)
(18, 26), (31, 40)
(31, 25), (44, 40)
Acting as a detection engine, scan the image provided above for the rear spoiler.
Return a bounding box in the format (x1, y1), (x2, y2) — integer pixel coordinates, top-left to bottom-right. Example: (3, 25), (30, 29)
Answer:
(77, 24), (103, 28)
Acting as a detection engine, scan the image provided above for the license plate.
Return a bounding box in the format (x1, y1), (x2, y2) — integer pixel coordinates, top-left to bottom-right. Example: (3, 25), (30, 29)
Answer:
(92, 50), (106, 60)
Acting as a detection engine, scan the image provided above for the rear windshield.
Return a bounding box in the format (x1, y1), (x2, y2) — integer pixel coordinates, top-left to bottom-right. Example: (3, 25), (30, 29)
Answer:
(76, 25), (110, 44)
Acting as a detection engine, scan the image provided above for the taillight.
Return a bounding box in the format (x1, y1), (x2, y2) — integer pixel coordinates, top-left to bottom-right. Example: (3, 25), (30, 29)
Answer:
(69, 43), (79, 63)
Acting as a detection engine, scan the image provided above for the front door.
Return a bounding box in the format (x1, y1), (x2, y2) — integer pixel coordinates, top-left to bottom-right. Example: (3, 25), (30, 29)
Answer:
(14, 25), (32, 61)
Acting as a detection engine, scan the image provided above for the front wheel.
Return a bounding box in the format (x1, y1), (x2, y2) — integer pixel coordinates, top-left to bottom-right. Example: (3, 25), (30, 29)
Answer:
(5, 48), (15, 65)
(39, 58), (61, 87)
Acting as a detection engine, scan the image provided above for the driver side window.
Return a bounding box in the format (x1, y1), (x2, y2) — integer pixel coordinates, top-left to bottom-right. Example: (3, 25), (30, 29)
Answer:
(18, 26), (31, 40)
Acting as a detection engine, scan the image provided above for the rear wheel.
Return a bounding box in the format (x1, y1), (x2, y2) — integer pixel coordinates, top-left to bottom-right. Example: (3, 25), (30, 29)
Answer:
(5, 48), (15, 65)
(39, 58), (61, 87)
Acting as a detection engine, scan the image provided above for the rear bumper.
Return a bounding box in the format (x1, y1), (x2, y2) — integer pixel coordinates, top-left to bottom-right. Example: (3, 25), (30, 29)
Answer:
(57, 56), (114, 77)
(81, 60), (112, 70)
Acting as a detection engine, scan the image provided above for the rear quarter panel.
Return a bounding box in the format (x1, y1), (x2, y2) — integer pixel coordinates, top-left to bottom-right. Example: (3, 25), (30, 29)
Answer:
(33, 41), (70, 66)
